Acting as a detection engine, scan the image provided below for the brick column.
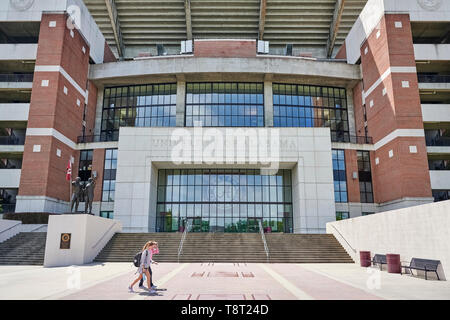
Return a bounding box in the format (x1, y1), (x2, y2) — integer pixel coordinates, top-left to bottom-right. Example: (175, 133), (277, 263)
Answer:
(359, 14), (432, 207)
(344, 149), (360, 203)
(92, 149), (105, 202)
(16, 14), (92, 213)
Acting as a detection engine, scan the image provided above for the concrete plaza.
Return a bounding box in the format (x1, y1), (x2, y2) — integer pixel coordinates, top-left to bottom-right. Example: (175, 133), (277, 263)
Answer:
(1, 262), (449, 300)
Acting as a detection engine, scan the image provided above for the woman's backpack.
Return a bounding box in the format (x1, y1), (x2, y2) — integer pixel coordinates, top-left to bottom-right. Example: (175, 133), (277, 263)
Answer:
(133, 250), (147, 267)
(133, 252), (142, 267)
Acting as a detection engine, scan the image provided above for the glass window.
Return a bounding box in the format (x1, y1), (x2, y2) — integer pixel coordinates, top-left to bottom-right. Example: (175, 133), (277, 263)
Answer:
(185, 82), (264, 127)
(273, 83), (349, 142)
(357, 151), (374, 203)
(101, 84), (177, 141)
(156, 169), (293, 232)
(78, 150), (93, 182)
(102, 148), (117, 202)
(100, 211), (114, 219)
(432, 190), (450, 202)
(332, 149), (348, 203)
(336, 211), (350, 221)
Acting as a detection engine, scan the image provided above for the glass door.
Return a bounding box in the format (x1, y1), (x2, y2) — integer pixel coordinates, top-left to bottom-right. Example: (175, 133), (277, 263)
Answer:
(247, 218), (261, 233)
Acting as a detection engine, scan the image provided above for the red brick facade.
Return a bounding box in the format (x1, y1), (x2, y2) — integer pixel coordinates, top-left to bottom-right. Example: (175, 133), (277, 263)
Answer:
(194, 40), (257, 58)
(357, 14), (432, 203)
(344, 149), (360, 203)
(19, 14), (93, 203)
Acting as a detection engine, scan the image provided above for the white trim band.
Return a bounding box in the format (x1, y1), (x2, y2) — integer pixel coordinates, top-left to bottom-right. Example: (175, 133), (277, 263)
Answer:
(363, 66), (417, 99)
(374, 129), (425, 150)
(26, 128), (76, 150)
(34, 65), (87, 101)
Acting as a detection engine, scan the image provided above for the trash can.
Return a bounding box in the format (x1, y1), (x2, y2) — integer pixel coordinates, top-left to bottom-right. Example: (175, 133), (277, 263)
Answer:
(360, 251), (371, 267)
(387, 254), (401, 273)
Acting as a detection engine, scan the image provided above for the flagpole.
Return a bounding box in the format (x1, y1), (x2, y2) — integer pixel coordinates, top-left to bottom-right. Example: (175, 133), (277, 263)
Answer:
(68, 159), (72, 214)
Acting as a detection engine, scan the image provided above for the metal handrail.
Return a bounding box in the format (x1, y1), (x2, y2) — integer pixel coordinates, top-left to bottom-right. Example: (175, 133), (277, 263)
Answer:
(177, 219), (191, 263)
(77, 134), (119, 143)
(0, 222), (21, 236)
(418, 74), (450, 83)
(91, 222), (117, 249)
(258, 220), (270, 263)
(0, 73), (34, 82)
(329, 224), (357, 253)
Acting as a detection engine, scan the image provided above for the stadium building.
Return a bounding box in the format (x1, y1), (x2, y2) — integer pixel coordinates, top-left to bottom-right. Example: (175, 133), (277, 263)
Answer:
(1, 0), (450, 234)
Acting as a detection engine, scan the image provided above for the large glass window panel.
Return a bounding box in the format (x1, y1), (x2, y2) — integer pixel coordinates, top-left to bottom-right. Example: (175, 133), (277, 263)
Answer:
(156, 169), (293, 232)
(332, 149), (348, 203)
(273, 83), (349, 142)
(101, 84), (176, 141)
(185, 82), (264, 127)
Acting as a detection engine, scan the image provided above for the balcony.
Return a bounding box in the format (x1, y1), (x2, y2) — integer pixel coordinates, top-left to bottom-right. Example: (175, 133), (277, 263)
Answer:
(330, 132), (373, 144)
(428, 160), (450, 171)
(414, 44), (450, 61)
(417, 74), (450, 84)
(0, 73), (34, 82)
(0, 44), (38, 61)
(0, 169), (21, 188)
(0, 203), (15, 214)
(0, 74), (33, 91)
(430, 170), (450, 190)
(0, 103), (29, 122)
(421, 104), (450, 123)
(426, 136), (450, 147)
(0, 158), (22, 169)
(0, 135), (25, 145)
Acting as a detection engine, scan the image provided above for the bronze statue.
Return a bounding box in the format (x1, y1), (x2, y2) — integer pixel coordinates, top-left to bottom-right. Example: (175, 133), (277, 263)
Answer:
(84, 176), (96, 214)
(70, 177), (83, 212)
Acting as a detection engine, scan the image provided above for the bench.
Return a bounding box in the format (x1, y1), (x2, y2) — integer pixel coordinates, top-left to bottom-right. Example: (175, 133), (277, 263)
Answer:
(372, 254), (387, 271)
(401, 258), (441, 280)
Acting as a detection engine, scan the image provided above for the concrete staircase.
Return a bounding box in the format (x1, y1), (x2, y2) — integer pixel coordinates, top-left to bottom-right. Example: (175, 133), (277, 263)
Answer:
(94, 232), (353, 264)
(179, 233), (268, 263)
(94, 233), (182, 263)
(0, 232), (47, 265)
(266, 233), (354, 263)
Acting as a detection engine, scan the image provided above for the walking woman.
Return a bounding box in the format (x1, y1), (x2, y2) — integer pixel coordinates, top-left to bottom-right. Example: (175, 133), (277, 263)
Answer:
(139, 241), (159, 290)
(128, 241), (157, 293)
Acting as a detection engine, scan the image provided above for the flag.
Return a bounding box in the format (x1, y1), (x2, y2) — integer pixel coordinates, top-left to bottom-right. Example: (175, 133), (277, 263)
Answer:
(66, 160), (72, 181)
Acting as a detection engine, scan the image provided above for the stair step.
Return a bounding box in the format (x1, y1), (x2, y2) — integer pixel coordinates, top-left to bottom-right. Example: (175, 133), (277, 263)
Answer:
(94, 232), (353, 264)
(0, 232), (46, 266)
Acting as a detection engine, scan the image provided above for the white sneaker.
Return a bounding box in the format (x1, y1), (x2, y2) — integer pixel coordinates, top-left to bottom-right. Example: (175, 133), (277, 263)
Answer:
(148, 289), (157, 294)
(128, 286), (134, 293)
(151, 285), (157, 289)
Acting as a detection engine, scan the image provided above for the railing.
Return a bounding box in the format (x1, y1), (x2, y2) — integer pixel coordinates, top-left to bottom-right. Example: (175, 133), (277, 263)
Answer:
(77, 133), (119, 143)
(0, 74), (34, 82)
(258, 220), (270, 263)
(331, 133), (373, 144)
(426, 137), (450, 147)
(0, 135), (25, 145)
(429, 160), (450, 171)
(177, 219), (191, 263)
(0, 204), (16, 214)
(329, 224), (357, 254)
(0, 159), (23, 169)
(91, 221), (118, 249)
(417, 74), (450, 83)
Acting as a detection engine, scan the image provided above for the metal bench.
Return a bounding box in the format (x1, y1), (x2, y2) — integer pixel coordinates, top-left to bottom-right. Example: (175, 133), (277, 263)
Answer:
(372, 254), (387, 271)
(401, 258), (441, 280)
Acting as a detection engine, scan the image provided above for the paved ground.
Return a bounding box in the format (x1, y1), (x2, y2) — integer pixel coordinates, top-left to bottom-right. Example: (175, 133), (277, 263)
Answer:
(0, 262), (449, 300)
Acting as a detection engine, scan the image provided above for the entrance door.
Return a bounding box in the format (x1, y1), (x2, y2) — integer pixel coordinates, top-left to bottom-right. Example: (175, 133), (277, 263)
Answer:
(247, 218), (261, 233)
(187, 217), (209, 232)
